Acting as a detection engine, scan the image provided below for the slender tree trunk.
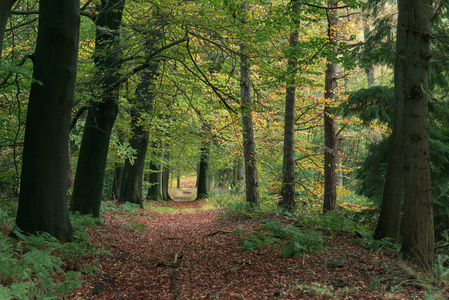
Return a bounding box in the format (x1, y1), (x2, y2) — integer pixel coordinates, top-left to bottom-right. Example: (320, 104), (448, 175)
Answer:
(239, 3), (259, 207)
(363, 14), (375, 88)
(146, 142), (162, 201)
(0, 0), (17, 61)
(279, 0), (300, 212)
(196, 141), (210, 200)
(67, 140), (74, 200)
(111, 164), (123, 200)
(399, 0), (434, 269)
(15, 0), (80, 241)
(323, 0), (338, 214)
(161, 142), (171, 201)
(71, 0), (125, 217)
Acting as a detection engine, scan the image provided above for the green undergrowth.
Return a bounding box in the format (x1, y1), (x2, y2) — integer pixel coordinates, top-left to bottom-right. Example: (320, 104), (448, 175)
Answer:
(0, 208), (109, 300)
(235, 220), (325, 257)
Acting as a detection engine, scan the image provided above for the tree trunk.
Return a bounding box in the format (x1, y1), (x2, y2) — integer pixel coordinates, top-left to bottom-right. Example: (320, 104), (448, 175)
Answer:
(323, 0), (338, 214)
(363, 14), (375, 88)
(0, 0), (17, 61)
(146, 142), (162, 201)
(196, 142), (210, 200)
(67, 140), (74, 201)
(399, 0), (434, 269)
(374, 2), (407, 243)
(119, 64), (158, 206)
(119, 129), (148, 207)
(279, 0), (300, 212)
(15, 0), (79, 241)
(111, 164), (123, 200)
(161, 142), (171, 201)
(239, 3), (259, 207)
(71, 0), (125, 217)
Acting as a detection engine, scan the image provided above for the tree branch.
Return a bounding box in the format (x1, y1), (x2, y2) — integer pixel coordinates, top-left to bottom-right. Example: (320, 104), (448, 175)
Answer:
(186, 38), (237, 114)
(0, 53), (32, 89)
(105, 34), (189, 93)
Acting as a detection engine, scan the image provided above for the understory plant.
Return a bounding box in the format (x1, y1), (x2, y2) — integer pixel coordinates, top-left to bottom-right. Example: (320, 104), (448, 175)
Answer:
(237, 220), (324, 257)
(0, 212), (108, 299)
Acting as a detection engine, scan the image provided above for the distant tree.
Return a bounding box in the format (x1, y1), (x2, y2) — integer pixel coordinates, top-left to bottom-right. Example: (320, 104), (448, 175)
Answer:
(161, 142), (172, 201)
(146, 142), (163, 201)
(195, 141), (210, 200)
(15, 0), (80, 241)
(71, 0), (125, 217)
(119, 64), (159, 207)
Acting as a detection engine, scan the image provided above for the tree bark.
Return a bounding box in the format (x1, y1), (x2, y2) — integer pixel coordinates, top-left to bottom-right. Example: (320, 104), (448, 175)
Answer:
(239, 3), (259, 207)
(0, 0), (17, 61)
(279, 0), (300, 212)
(374, 1), (407, 243)
(119, 63), (158, 206)
(363, 14), (375, 88)
(161, 142), (171, 201)
(399, 0), (434, 269)
(146, 142), (162, 201)
(71, 0), (125, 217)
(15, 0), (79, 241)
(111, 164), (123, 200)
(196, 142), (210, 200)
(323, 0), (338, 214)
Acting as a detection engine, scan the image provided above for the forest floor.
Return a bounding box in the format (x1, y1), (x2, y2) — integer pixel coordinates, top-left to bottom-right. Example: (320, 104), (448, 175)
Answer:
(69, 188), (449, 299)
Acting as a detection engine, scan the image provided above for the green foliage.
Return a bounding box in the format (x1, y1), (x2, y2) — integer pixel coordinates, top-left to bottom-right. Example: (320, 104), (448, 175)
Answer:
(119, 202), (143, 213)
(0, 230), (82, 299)
(0, 212), (109, 299)
(126, 220), (146, 232)
(362, 237), (401, 253)
(433, 254), (449, 283)
(341, 86), (394, 126)
(211, 190), (281, 221)
(296, 210), (368, 237)
(237, 221), (324, 258)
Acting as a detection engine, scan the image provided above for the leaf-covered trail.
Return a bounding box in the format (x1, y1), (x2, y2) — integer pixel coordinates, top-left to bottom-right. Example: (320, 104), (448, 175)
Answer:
(72, 200), (437, 299)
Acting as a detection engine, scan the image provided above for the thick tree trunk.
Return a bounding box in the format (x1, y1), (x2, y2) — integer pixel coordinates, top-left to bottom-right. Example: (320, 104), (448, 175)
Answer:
(15, 0), (79, 241)
(0, 0), (17, 61)
(119, 64), (158, 206)
(119, 129), (148, 207)
(71, 0), (125, 217)
(399, 0), (434, 269)
(374, 1), (407, 243)
(279, 0), (300, 212)
(323, 0), (338, 214)
(196, 142), (210, 200)
(239, 3), (259, 207)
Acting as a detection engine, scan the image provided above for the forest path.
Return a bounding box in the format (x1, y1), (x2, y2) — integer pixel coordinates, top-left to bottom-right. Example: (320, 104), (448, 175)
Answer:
(72, 200), (434, 299)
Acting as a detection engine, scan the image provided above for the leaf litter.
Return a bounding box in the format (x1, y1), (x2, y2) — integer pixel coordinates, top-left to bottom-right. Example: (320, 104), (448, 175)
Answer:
(70, 199), (448, 299)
